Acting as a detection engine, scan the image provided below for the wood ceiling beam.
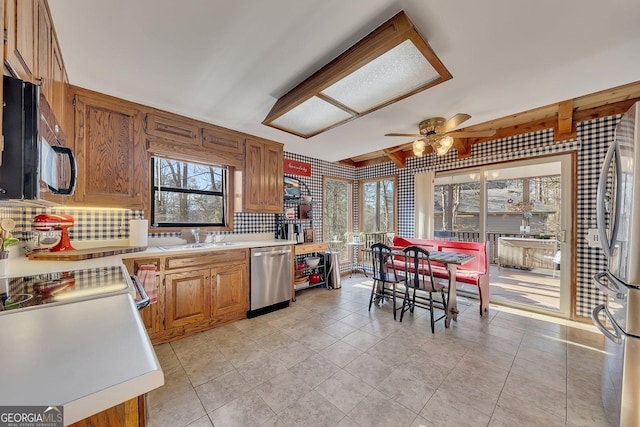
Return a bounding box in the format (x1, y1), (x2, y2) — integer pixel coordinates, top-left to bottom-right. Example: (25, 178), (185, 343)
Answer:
(555, 99), (576, 141)
(337, 158), (356, 167)
(454, 138), (472, 158)
(383, 148), (407, 168)
(337, 80), (640, 167)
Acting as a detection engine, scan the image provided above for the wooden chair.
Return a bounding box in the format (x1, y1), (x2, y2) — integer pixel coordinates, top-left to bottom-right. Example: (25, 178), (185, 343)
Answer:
(369, 242), (404, 319)
(401, 245), (448, 333)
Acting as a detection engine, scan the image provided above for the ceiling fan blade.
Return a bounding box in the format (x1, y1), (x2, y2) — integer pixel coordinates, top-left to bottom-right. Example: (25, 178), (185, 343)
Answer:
(447, 129), (497, 138)
(385, 133), (423, 137)
(436, 113), (471, 134)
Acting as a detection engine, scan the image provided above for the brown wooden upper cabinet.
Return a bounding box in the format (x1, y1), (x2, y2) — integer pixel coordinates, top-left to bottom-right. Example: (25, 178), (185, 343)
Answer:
(5, 0), (69, 135)
(244, 138), (283, 213)
(4, 0), (36, 81)
(144, 112), (200, 146)
(73, 90), (147, 209)
(202, 124), (243, 155)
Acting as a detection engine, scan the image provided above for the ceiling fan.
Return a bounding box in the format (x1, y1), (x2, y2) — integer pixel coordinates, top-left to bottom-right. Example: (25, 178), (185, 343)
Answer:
(385, 114), (496, 156)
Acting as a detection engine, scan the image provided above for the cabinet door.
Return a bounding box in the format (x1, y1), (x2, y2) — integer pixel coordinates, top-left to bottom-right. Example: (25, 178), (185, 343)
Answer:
(123, 258), (164, 335)
(74, 92), (146, 208)
(211, 262), (248, 316)
(244, 139), (264, 212)
(262, 141), (283, 212)
(36, 0), (51, 100)
(4, 0), (36, 81)
(244, 138), (284, 212)
(144, 112), (200, 146)
(50, 37), (65, 129)
(165, 269), (211, 329)
(68, 396), (143, 427)
(202, 125), (244, 154)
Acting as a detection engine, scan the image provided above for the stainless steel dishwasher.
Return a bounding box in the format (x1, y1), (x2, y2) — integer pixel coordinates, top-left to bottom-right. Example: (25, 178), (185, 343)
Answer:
(248, 245), (292, 317)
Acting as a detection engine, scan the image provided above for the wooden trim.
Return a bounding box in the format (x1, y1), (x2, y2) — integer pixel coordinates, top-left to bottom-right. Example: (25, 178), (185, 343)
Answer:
(556, 99), (574, 139)
(357, 175), (398, 246)
(322, 175), (354, 258)
(382, 148), (406, 168)
(341, 81), (640, 166)
(569, 150), (578, 321)
(146, 135), (244, 168)
(263, 11), (451, 138)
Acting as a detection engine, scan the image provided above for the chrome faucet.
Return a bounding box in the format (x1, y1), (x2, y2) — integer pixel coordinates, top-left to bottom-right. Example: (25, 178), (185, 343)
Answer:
(191, 228), (201, 246)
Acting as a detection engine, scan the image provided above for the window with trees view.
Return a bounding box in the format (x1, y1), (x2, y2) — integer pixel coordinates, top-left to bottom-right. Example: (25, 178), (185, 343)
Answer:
(151, 157), (227, 227)
(360, 177), (396, 236)
(323, 177), (352, 264)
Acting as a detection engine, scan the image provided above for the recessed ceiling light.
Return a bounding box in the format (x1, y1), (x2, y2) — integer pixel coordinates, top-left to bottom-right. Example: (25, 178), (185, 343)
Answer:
(263, 11), (452, 138)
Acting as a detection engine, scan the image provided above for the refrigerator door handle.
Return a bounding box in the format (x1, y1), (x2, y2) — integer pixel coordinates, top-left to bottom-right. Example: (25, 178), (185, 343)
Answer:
(592, 304), (623, 344)
(596, 142), (622, 257)
(593, 270), (627, 300)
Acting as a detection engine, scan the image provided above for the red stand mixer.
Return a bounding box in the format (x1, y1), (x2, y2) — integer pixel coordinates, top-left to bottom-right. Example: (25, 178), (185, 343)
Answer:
(32, 214), (76, 252)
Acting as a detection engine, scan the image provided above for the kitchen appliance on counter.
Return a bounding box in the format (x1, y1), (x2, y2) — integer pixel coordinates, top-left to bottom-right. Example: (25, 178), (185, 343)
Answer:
(0, 265), (136, 314)
(0, 75), (76, 202)
(592, 101), (640, 427)
(32, 213), (75, 251)
(248, 246), (292, 318)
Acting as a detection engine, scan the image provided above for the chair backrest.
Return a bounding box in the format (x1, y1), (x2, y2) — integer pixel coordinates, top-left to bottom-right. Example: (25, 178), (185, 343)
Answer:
(370, 242), (395, 282)
(403, 245), (436, 291)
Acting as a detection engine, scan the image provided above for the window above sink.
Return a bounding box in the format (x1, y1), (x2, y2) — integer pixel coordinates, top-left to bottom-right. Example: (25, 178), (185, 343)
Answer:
(151, 157), (229, 229)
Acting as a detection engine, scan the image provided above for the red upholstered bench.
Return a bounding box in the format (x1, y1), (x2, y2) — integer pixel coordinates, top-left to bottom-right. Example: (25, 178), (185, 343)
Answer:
(391, 236), (490, 315)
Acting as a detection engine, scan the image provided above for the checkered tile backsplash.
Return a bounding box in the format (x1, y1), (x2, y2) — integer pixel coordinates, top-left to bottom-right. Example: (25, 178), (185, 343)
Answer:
(1, 113), (618, 317)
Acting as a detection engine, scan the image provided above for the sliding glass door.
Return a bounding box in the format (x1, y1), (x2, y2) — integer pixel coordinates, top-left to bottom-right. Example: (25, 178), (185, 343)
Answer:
(433, 154), (573, 316)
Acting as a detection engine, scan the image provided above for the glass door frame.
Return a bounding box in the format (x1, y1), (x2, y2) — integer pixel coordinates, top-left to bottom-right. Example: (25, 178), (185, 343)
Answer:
(434, 153), (574, 317)
(480, 152), (577, 318)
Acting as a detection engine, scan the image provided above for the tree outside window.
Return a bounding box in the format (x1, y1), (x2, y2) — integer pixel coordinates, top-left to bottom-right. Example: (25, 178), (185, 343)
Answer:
(360, 176), (396, 240)
(323, 177), (352, 264)
(151, 157), (227, 227)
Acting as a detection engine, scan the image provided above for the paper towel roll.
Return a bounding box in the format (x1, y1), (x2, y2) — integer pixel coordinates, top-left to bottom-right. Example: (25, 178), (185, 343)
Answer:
(129, 219), (149, 247)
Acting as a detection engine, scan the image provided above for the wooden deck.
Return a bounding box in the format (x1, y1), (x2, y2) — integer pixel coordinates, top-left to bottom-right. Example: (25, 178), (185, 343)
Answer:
(456, 265), (561, 312)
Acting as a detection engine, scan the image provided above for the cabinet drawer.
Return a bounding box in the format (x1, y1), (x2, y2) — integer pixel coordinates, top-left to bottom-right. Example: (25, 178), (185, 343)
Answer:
(124, 257), (162, 274)
(165, 249), (248, 270)
(294, 243), (328, 255)
(202, 126), (244, 154)
(144, 113), (200, 146)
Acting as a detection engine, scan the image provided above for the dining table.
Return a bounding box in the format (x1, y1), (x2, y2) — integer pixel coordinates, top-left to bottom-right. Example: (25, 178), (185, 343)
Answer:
(363, 246), (475, 327)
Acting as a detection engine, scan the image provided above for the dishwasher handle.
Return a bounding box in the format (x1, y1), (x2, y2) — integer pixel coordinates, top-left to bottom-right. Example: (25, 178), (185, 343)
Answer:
(252, 249), (291, 257)
(130, 275), (150, 311)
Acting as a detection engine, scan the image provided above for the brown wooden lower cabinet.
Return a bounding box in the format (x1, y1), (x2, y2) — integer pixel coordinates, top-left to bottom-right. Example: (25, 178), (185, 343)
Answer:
(69, 395), (145, 427)
(165, 269), (211, 329)
(123, 250), (249, 345)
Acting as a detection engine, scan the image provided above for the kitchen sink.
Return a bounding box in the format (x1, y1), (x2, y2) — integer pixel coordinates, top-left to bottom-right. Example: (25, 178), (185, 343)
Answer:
(156, 242), (240, 251)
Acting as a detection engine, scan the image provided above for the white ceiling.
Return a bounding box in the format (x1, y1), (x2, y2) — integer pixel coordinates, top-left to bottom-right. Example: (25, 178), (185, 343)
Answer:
(48, 0), (640, 162)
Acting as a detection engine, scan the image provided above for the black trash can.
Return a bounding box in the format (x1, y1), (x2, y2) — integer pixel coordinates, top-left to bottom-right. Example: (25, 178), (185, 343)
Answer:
(324, 251), (341, 289)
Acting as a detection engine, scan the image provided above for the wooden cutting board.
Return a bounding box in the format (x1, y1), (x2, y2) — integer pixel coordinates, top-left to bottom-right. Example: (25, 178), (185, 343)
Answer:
(27, 246), (147, 261)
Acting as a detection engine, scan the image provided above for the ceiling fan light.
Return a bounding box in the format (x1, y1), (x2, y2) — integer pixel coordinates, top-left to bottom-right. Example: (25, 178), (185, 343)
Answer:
(435, 144), (449, 156)
(413, 139), (425, 156)
(440, 135), (454, 149)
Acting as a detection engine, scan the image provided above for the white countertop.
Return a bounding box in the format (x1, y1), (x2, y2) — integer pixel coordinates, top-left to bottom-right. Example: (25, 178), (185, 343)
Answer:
(0, 292), (164, 425)
(0, 234), (296, 423)
(121, 238), (293, 258)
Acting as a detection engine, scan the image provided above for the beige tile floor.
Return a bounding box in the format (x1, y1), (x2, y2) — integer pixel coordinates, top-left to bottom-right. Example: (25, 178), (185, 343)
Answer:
(147, 276), (611, 427)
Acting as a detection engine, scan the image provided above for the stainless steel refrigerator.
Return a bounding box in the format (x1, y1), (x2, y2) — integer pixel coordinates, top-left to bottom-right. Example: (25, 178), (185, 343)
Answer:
(592, 101), (640, 427)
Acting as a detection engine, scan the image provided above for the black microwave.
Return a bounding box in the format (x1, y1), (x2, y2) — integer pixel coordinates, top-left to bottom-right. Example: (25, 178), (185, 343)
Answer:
(0, 75), (76, 201)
